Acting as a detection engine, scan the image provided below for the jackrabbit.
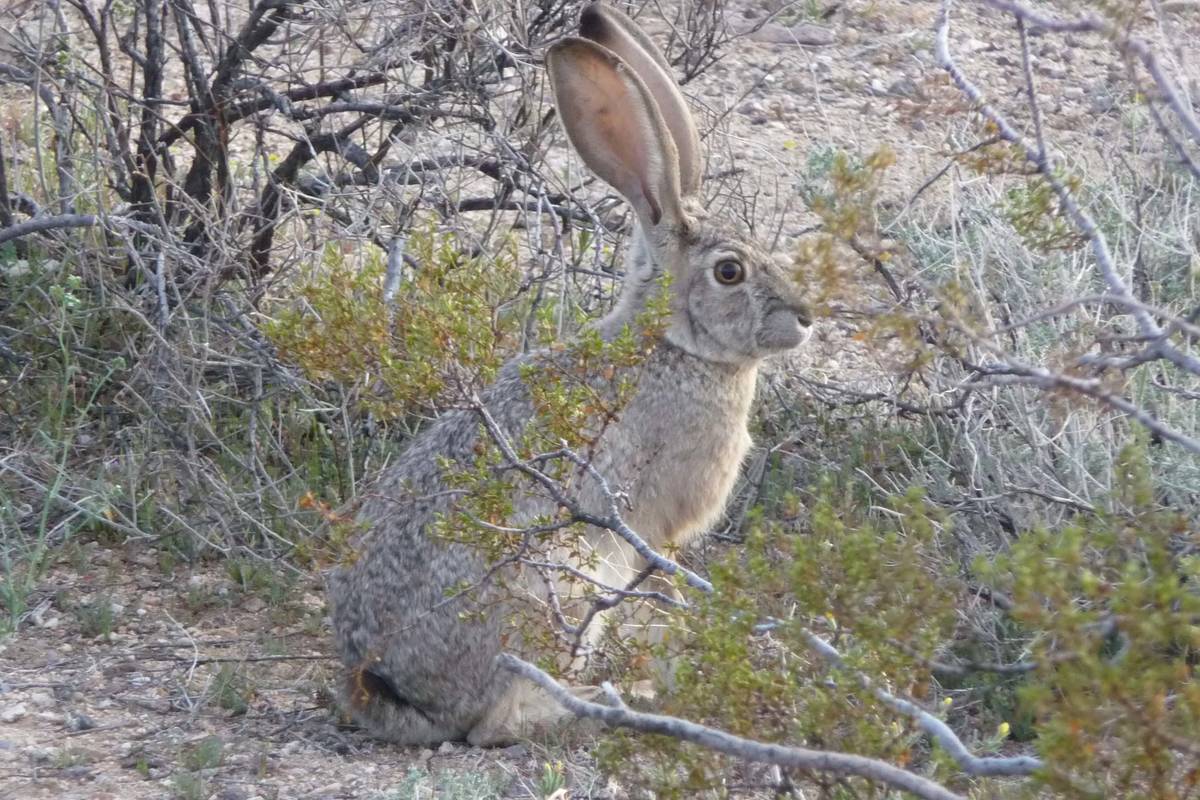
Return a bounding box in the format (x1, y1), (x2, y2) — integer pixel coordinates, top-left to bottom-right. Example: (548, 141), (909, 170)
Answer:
(327, 1), (811, 746)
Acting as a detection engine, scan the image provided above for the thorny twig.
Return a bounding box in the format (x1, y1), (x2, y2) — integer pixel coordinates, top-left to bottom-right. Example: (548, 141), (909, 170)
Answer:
(501, 654), (968, 800)
(935, 0), (1200, 456)
(798, 630), (1043, 776)
(473, 401), (714, 593)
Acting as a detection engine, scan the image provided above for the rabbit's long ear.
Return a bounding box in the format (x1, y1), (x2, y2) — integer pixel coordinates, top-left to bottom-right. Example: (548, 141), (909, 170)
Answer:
(547, 37), (683, 228)
(577, 3), (702, 195)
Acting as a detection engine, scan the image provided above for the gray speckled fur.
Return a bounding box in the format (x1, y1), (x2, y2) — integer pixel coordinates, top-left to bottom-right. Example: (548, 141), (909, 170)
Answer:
(326, 358), (537, 743)
(326, 3), (811, 746)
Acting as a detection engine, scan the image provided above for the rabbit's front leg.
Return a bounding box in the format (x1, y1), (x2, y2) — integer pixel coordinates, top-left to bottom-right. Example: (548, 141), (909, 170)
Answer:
(609, 570), (684, 700)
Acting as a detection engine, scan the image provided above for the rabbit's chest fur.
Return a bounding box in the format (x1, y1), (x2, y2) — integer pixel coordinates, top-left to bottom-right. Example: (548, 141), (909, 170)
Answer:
(588, 346), (757, 551)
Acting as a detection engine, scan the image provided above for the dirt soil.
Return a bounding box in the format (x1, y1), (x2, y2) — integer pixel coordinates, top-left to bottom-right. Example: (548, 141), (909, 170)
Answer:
(3, 0), (1197, 797)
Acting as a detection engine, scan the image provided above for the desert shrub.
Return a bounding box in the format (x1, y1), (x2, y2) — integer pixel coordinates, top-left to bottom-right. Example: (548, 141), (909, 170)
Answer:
(600, 485), (962, 796)
(265, 229), (525, 419)
(980, 439), (1199, 798)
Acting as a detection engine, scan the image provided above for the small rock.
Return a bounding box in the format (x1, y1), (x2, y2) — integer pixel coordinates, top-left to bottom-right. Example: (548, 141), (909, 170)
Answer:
(120, 750), (164, 770)
(215, 788), (248, 800)
(437, 740), (456, 755)
(749, 22), (836, 46)
(1063, 86), (1085, 102)
(61, 765), (94, 781)
(28, 692), (55, 710)
(499, 743), (528, 759)
(887, 77), (923, 99)
(965, 38), (991, 53)
(0, 704), (26, 724)
(242, 598), (266, 614)
(789, 23), (837, 46)
(1088, 84), (1118, 115)
(28, 605), (50, 627)
(25, 745), (54, 763)
(869, 78), (887, 96)
(65, 711), (97, 732)
(747, 23), (786, 42)
(736, 100), (768, 125)
(782, 74), (807, 93)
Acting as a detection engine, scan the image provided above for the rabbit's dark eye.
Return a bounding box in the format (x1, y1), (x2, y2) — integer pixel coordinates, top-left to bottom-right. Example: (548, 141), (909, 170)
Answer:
(714, 260), (745, 285)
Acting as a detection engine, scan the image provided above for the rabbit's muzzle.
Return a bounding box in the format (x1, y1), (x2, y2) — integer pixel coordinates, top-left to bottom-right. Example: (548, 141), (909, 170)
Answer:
(758, 298), (812, 353)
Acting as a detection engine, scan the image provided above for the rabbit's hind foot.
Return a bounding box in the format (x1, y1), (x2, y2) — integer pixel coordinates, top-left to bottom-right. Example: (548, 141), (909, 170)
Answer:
(465, 679), (605, 747)
(340, 667), (465, 746)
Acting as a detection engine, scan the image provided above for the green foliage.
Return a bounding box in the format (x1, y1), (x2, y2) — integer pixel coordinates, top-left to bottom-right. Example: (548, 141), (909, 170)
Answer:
(521, 274), (671, 452)
(172, 736), (225, 800)
(796, 146), (896, 311)
(170, 772), (208, 800)
(182, 736), (225, 771)
(75, 596), (117, 640)
(51, 746), (93, 768)
(226, 559), (293, 608)
(599, 431), (1198, 799)
(803, 146), (895, 244)
(536, 760), (568, 798)
(1, 253), (134, 633)
(977, 439), (1200, 799)
(265, 228), (523, 418)
(601, 483), (962, 797)
(1000, 174), (1086, 254)
(210, 665), (252, 716)
(794, 145), (942, 372)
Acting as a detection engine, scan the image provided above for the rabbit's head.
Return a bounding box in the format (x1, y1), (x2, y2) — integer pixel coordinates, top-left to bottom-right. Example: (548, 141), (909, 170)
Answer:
(548, 3), (811, 367)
